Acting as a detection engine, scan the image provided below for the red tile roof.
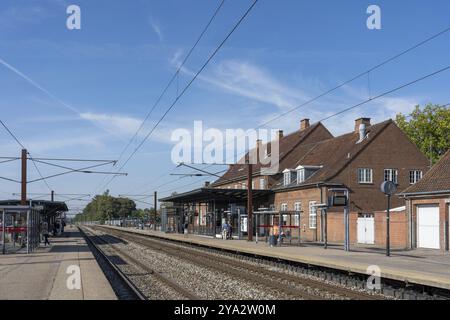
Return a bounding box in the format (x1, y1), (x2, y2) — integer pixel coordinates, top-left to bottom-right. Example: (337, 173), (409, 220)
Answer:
(273, 119), (393, 189)
(401, 149), (450, 195)
(212, 122), (330, 186)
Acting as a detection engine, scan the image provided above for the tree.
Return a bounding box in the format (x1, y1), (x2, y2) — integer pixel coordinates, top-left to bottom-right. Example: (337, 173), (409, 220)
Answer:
(396, 104), (450, 165)
(74, 194), (139, 223)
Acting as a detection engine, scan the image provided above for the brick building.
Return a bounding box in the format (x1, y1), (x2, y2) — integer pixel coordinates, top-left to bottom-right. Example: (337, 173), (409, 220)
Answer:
(271, 118), (429, 246)
(161, 117), (431, 249)
(400, 149), (450, 251)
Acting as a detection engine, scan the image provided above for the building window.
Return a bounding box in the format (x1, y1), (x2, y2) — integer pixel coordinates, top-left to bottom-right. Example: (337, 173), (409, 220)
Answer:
(294, 202), (301, 226)
(358, 168), (373, 184)
(234, 184), (238, 189)
(241, 183), (246, 190)
(260, 178), (266, 189)
(309, 201), (317, 229)
(297, 169), (305, 184)
(282, 214), (288, 226)
(384, 169), (398, 184)
(283, 171), (291, 186)
(409, 170), (423, 184)
(252, 181), (255, 189)
(281, 203), (288, 212)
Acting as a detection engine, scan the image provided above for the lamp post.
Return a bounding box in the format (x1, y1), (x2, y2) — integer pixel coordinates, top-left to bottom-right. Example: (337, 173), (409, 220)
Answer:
(381, 181), (397, 257)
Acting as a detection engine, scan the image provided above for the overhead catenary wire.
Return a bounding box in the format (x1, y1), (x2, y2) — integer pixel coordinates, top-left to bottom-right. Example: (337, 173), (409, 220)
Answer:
(257, 26), (450, 129)
(92, 0), (227, 196)
(98, 0), (260, 193)
(318, 65), (450, 123)
(158, 64), (450, 196)
(1, 118), (53, 191)
(190, 26), (450, 178)
(114, 0), (227, 166)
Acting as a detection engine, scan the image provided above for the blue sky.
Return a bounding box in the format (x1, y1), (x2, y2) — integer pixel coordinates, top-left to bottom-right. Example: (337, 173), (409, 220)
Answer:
(0, 0), (449, 214)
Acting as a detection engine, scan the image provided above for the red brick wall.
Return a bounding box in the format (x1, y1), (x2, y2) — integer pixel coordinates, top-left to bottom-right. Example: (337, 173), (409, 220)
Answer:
(274, 188), (322, 242)
(373, 210), (408, 248)
(332, 123), (429, 212)
(326, 210), (408, 248)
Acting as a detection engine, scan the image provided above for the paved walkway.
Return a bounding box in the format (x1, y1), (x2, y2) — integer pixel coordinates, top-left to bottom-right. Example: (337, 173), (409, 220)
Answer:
(0, 227), (116, 300)
(106, 226), (450, 291)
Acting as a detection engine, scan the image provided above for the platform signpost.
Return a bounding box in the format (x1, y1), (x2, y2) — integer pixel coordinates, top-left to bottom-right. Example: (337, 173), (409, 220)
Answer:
(328, 188), (350, 251)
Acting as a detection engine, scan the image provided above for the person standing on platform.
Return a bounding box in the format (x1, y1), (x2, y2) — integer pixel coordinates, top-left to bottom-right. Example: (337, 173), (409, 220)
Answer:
(41, 221), (50, 246)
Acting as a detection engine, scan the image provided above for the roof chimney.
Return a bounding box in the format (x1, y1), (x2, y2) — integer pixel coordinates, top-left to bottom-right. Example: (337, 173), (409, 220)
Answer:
(204, 181), (210, 187)
(354, 118), (371, 133)
(300, 119), (310, 131)
(277, 130), (283, 139)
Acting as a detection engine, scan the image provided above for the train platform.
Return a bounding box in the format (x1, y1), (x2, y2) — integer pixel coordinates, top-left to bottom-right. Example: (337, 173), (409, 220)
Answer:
(0, 227), (116, 300)
(103, 225), (450, 291)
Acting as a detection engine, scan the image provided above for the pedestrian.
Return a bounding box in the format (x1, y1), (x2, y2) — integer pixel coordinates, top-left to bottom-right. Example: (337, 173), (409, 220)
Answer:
(41, 221), (50, 246)
(221, 221), (228, 239)
(227, 223), (232, 240)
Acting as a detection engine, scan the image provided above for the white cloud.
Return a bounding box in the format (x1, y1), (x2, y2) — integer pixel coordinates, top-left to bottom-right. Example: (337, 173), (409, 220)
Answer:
(176, 58), (310, 111)
(0, 5), (50, 28)
(79, 112), (176, 145)
(80, 112), (142, 136)
(150, 18), (163, 42)
(20, 135), (104, 154)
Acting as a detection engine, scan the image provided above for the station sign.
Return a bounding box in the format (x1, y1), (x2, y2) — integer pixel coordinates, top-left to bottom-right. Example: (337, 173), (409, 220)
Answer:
(328, 195), (347, 207)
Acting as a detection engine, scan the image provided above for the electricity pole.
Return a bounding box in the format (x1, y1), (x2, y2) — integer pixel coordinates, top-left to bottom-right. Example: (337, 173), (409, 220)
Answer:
(247, 163), (253, 241)
(21, 149), (27, 206)
(154, 191), (157, 231)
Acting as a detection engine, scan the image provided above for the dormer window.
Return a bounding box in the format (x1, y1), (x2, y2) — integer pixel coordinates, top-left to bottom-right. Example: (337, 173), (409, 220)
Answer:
(297, 168), (305, 183)
(283, 169), (299, 186)
(283, 171), (291, 186)
(296, 165), (322, 184)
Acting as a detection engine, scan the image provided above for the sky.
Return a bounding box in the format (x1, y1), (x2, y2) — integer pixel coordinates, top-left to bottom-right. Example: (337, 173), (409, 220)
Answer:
(0, 0), (449, 215)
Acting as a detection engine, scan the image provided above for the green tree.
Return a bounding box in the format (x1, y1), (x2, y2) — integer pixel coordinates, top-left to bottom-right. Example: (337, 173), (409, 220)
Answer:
(396, 103), (450, 164)
(74, 192), (138, 223)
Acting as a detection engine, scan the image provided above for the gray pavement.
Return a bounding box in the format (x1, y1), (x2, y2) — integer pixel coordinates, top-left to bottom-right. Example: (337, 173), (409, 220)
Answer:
(0, 227), (116, 300)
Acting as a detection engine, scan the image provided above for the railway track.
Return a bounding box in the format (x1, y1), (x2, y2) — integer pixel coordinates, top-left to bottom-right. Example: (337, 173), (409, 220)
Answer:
(79, 227), (147, 300)
(94, 226), (386, 300)
(81, 226), (199, 300)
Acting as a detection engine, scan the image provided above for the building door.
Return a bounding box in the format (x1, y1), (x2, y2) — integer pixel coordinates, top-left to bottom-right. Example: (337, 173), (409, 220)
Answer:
(357, 214), (375, 244)
(417, 205), (440, 249)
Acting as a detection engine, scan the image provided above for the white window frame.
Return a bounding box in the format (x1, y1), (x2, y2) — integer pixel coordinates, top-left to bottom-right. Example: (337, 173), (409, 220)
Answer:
(294, 202), (301, 226)
(409, 170), (423, 184)
(252, 181), (255, 189)
(280, 203), (288, 212)
(384, 168), (398, 184)
(309, 201), (317, 229)
(241, 183), (246, 190)
(283, 171), (291, 186)
(297, 169), (305, 184)
(358, 168), (373, 184)
(259, 178), (266, 189)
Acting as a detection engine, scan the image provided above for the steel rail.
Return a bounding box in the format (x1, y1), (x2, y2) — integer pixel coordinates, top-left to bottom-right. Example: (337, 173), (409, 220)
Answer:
(99, 226), (386, 300)
(78, 226), (147, 300)
(86, 226), (199, 300)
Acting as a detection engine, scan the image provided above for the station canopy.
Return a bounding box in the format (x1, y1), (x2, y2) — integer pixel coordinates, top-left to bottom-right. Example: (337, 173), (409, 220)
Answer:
(0, 200), (68, 218)
(160, 188), (273, 203)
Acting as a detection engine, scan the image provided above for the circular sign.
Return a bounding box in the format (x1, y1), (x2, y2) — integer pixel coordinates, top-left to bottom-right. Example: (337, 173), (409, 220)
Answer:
(380, 181), (397, 195)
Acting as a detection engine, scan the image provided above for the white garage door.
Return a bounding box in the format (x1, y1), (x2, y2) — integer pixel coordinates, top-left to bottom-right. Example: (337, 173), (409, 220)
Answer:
(417, 205), (440, 249)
